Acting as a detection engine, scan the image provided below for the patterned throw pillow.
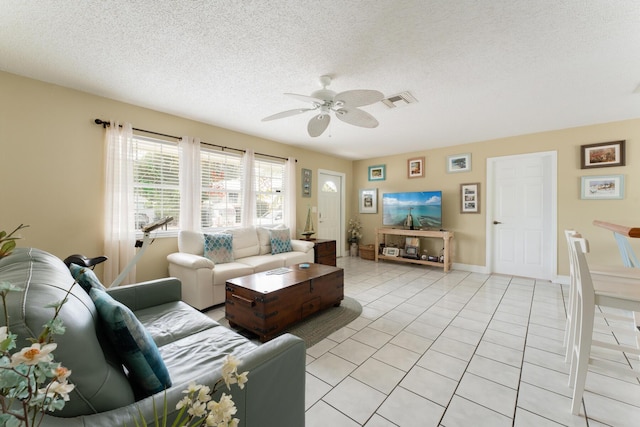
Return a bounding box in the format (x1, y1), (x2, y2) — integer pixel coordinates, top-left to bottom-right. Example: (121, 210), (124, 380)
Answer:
(89, 287), (172, 396)
(69, 263), (107, 293)
(269, 228), (293, 254)
(203, 233), (234, 264)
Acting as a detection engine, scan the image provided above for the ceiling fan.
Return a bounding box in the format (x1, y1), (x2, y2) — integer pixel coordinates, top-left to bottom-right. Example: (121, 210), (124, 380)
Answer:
(262, 75), (384, 137)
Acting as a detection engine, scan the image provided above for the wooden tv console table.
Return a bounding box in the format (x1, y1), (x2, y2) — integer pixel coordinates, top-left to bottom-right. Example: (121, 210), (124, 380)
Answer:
(375, 227), (454, 272)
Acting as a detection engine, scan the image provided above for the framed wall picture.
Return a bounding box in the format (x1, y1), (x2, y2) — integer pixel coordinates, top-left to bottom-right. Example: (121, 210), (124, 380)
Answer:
(359, 188), (377, 213)
(447, 153), (471, 173)
(580, 140), (625, 169)
(301, 168), (312, 197)
(580, 175), (624, 200)
(460, 183), (480, 213)
(368, 164), (386, 181)
(407, 157), (425, 178)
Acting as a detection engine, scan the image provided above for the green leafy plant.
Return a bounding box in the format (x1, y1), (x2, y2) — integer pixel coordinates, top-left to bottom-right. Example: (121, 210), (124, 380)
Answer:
(0, 225), (29, 259)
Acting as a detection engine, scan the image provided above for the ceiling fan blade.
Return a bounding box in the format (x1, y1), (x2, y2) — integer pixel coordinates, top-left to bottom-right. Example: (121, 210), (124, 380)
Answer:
(307, 114), (331, 137)
(261, 108), (315, 121)
(335, 107), (379, 128)
(285, 93), (325, 105)
(334, 90), (384, 108)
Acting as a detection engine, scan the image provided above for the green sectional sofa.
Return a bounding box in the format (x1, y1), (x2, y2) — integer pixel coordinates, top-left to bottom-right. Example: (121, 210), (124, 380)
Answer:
(0, 248), (305, 426)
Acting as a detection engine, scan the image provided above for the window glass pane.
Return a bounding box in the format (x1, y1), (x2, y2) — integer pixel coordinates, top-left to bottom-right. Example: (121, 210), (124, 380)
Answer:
(322, 181), (338, 192)
(201, 148), (242, 229)
(132, 136), (180, 232)
(255, 158), (285, 225)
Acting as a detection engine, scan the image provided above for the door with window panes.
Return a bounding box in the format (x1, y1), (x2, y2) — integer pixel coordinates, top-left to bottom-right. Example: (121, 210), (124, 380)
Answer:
(318, 170), (344, 257)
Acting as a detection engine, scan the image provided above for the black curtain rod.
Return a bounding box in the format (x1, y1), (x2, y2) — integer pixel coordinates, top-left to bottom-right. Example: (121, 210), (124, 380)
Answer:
(94, 119), (293, 162)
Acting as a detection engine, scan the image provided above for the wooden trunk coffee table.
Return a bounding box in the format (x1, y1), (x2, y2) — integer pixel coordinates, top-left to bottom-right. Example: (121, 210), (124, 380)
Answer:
(225, 263), (344, 342)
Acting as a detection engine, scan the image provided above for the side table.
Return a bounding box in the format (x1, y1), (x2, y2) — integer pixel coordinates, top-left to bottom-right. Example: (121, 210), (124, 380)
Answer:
(311, 239), (336, 266)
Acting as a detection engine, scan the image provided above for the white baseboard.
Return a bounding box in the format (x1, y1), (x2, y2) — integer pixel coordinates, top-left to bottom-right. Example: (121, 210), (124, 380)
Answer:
(452, 262), (570, 286)
(451, 263), (491, 274)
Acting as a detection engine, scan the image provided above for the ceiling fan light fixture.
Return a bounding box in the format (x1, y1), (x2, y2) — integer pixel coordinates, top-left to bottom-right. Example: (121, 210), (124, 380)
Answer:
(262, 75), (384, 137)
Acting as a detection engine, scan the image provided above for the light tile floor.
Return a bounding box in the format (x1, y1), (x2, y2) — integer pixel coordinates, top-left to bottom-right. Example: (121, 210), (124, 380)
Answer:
(209, 256), (640, 426)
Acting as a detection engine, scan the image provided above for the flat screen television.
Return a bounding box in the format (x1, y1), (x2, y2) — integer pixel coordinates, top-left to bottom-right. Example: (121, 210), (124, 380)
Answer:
(382, 191), (442, 229)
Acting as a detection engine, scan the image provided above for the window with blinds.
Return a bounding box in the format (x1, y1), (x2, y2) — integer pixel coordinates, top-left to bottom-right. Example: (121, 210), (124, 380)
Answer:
(255, 158), (285, 226)
(130, 136), (287, 232)
(201, 148), (243, 229)
(132, 136), (180, 232)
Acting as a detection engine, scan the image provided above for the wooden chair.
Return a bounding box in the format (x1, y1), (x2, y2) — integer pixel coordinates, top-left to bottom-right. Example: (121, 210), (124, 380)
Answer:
(568, 234), (640, 415)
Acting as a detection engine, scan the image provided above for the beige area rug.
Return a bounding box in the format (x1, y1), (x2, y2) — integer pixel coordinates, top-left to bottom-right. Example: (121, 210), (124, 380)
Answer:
(216, 296), (362, 348)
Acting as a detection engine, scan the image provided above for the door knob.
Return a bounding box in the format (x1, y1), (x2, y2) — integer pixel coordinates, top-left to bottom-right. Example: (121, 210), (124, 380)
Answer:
(493, 221), (502, 225)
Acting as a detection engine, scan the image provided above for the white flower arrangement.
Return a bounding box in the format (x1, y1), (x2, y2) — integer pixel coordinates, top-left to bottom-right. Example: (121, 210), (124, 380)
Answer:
(0, 281), (76, 427)
(137, 355), (249, 427)
(347, 218), (363, 244)
(0, 225), (75, 426)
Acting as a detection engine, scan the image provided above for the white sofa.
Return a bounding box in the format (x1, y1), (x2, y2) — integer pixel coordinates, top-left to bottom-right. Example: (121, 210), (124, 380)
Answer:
(167, 227), (315, 310)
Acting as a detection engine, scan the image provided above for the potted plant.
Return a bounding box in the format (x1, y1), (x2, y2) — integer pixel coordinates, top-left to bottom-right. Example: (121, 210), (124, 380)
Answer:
(347, 218), (362, 256)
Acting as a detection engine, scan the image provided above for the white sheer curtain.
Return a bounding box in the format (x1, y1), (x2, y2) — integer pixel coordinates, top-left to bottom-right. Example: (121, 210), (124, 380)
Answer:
(285, 157), (297, 235)
(104, 121), (136, 285)
(241, 150), (256, 226)
(179, 136), (201, 231)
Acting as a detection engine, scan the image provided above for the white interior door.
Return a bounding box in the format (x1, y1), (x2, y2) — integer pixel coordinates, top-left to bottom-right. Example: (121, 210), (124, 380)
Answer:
(487, 151), (557, 280)
(318, 170), (345, 257)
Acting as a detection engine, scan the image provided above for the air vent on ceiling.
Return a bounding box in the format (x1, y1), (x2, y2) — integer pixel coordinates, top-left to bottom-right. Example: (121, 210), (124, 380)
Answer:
(381, 91), (417, 108)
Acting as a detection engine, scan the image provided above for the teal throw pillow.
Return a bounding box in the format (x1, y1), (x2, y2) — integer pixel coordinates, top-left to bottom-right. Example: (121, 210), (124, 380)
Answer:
(69, 263), (107, 293)
(269, 228), (292, 254)
(89, 287), (171, 396)
(204, 233), (234, 264)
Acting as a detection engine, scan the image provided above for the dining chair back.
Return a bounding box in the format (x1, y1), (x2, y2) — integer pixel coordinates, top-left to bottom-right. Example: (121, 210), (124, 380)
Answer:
(563, 229), (578, 356)
(568, 234), (640, 415)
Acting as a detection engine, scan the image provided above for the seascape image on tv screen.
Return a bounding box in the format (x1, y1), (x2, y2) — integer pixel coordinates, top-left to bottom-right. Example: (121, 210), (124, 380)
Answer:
(382, 191), (442, 229)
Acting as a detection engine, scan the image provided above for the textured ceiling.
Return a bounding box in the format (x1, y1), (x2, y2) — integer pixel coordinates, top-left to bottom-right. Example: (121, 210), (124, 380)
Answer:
(2, 1), (640, 160)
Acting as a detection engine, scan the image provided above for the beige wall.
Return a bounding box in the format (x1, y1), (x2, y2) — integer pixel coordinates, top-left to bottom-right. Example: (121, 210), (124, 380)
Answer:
(3, 70), (639, 283)
(0, 71), (352, 282)
(352, 121), (640, 277)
